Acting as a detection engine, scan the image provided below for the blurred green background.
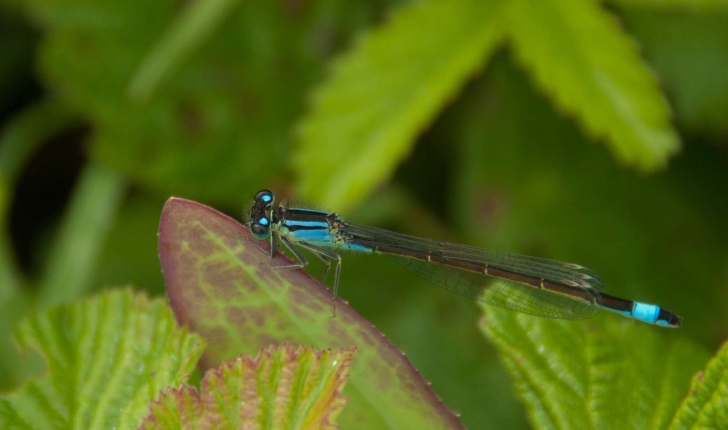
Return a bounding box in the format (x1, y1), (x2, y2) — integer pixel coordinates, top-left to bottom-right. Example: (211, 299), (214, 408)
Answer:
(1, 0), (727, 429)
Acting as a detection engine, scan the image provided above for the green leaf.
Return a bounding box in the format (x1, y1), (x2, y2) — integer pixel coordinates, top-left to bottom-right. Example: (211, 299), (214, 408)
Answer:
(23, 0), (391, 204)
(37, 162), (126, 307)
(295, 0), (506, 212)
(480, 307), (710, 430)
(0, 99), (81, 392)
(623, 11), (728, 137)
(669, 341), (728, 430)
(158, 198), (464, 429)
(0, 98), (81, 295)
(0, 175), (15, 302)
(128, 0), (242, 101)
(0, 289), (205, 429)
(453, 55), (728, 341)
(507, 0), (680, 171)
(608, 0), (728, 12)
(140, 345), (354, 429)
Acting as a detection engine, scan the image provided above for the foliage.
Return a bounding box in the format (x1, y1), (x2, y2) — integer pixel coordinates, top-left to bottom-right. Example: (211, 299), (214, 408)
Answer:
(608, 0), (728, 11)
(158, 197), (464, 429)
(0, 290), (356, 430)
(296, 0), (506, 211)
(669, 341), (728, 430)
(1, 0), (727, 428)
(506, 0), (679, 170)
(16, 0), (390, 204)
(140, 345), (354, 430)
(295, 0), (695, 211)
(0, 290), (204, 429)
(481, 307), (711, 429)
(452, 57), (728, 340)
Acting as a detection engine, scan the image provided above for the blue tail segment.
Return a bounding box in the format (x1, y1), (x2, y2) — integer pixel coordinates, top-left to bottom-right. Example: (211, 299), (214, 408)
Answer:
(632, 302), (661, 324)
(603, 300), (682, 327)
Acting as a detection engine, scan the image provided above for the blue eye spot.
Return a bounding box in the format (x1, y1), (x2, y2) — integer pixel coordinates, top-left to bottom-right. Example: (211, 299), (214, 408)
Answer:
(262, 194), (272, 202)
(258, 217), (269, 226)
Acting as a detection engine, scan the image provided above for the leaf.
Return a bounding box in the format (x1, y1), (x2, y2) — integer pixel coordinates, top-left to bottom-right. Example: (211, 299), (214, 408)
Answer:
(0, 99), (81, 392)
(22, 0), (392, 203)
(0, 289), (205, 429)
(480, 307), (710, 430)
(608, 0), (728, 12)
(669, 341), (728, 430)
(37, 162), (126, 307)
(158, 198), (464, 429)
(127, 0), (242, 101)
(0, 177), (7, 268)
(140, 345), (354, 430)
(623, 11), (728, 137)
(295, 0), (506, 212)
(507, 0), (680, 171)
(453, 55), (728, 340)
(0, 98), (81, 295)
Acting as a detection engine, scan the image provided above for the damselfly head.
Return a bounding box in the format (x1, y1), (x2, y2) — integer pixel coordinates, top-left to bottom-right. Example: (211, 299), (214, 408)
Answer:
(247, 190), (274, 240)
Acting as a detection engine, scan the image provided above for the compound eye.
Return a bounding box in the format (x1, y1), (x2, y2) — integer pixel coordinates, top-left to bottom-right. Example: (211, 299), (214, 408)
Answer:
(254, 190), (274, 207)
(250, 219), (270, 240)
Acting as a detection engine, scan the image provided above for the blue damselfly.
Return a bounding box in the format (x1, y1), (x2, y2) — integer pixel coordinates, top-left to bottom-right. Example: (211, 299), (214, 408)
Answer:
(245, 190), (681, 327)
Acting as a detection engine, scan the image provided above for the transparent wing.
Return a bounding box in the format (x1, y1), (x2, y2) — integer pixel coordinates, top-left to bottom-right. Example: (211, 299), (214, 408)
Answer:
(342, 222), (603, 291)
(341, 222), (602, 319)
(391, 255), (600, 319)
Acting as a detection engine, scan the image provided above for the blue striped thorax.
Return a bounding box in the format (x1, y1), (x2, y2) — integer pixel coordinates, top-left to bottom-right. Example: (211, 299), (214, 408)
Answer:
(278, 208), (337, 246)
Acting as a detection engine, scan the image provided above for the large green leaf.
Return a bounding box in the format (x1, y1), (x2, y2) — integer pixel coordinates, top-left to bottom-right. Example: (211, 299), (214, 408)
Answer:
(669, 341), (728, 430)
(507, 0), (680, 170)
(0, 289), (205, 429)
(295, 0), (506, 212)
(158, 198), (464, 429)
(141, 345), (354, 429)
(481, 307), (710, 430)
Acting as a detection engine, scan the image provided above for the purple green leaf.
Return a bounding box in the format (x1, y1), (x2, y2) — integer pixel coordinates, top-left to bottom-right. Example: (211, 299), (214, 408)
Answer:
(158, 198), (463, 429)
(140, 344), (354, 429)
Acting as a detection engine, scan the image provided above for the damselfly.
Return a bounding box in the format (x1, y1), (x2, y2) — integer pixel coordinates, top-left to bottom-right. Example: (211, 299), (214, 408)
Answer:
(245, 190), (681, 327)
